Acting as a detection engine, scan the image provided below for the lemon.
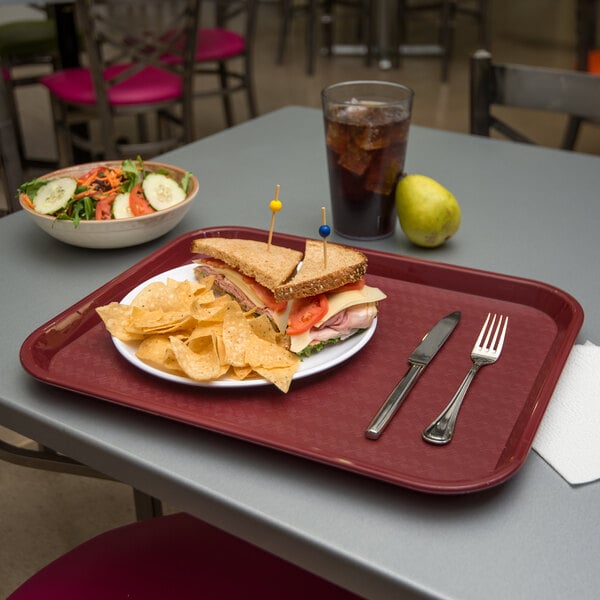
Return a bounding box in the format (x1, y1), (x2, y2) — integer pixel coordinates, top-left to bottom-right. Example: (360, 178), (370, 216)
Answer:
(395, 174), (461, 248)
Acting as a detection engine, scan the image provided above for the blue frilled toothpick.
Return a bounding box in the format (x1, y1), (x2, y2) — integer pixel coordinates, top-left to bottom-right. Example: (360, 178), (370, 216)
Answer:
(319, 206), (331, 269)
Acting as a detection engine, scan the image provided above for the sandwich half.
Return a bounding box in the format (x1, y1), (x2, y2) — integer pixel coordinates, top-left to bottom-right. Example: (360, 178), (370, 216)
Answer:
(190, 237), (302, 333)
(274, 240), (386, 355)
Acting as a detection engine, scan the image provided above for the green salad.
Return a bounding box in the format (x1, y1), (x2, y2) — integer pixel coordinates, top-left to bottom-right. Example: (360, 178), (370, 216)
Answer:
(19, 158), (192, 226)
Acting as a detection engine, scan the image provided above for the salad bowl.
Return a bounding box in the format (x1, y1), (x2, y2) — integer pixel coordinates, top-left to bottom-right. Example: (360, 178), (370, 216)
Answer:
(18, 161), (199, 249)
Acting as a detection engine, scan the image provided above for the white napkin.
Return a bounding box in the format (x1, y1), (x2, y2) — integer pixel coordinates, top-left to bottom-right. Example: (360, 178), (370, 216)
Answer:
(532, 341), (600, 485)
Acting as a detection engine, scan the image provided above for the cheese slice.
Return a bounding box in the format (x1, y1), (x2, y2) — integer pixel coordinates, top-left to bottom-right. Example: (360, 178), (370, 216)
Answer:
(201, 263), (290, 332)
(289, 285), (386, 353)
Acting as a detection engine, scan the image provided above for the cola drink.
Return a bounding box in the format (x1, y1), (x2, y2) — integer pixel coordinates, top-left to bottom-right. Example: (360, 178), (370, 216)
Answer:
(322, 82), (413, 240)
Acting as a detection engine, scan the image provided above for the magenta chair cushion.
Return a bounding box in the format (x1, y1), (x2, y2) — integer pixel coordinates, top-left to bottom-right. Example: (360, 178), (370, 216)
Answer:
(9, 513), (364, 600)
(196, 28), (246, 61)
(40, 64), (182, 106)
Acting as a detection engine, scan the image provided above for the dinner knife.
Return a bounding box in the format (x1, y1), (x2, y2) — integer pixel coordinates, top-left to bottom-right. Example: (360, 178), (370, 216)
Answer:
(365, 311), (461, 440)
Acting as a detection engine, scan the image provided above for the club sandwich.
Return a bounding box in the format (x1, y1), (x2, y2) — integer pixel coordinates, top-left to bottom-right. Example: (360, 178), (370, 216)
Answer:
(275, 239), (386, 354)
(191, 237), (386, 355)
(190, 237), (302, 333)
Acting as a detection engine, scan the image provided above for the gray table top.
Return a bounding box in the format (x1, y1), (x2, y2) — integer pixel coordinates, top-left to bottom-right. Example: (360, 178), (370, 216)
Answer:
(1, 107), (599, 600)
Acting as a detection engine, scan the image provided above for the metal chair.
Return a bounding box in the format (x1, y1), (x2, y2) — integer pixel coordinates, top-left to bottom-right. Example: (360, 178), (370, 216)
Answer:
(562, 0), (599, 149)
(8, 512), (365, 599)
(193, 0), (258, 127)
(397, 0), (489, 81)
(0, 6), (59, 170)
(0, 76), (24, 216)
(276, 0), (374, 75)
(469, 49), (600, 145)
(40, 0), (201, 165)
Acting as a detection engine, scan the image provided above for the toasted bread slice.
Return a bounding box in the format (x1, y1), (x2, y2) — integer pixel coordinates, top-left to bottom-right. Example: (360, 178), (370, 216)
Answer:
(190, 237), (302, 291)
(274, 239), (367, 301)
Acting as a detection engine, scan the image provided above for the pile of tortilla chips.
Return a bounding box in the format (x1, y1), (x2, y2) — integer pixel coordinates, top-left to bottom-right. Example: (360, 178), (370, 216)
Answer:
(96, 276), (299, 392)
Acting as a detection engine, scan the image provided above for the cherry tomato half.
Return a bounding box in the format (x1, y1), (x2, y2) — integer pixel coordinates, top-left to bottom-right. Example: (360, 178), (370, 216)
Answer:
(95, 198), (113, 220)
(129, 183), (154, 216)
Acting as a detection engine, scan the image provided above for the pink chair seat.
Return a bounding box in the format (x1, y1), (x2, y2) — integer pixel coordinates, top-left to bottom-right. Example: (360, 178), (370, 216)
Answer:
(8, 513), (364, 600)
(196, 28), (245, 61)
(40, 64), (182, 106)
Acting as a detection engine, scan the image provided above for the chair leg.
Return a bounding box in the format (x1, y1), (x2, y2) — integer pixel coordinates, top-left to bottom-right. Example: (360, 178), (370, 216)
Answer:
(276, 0), (293, 64)
(136, 114), (149, 144)
(364, 0), (375, 66)
(306, 0), (319, 75)
(478, 0), (490, 49)
(0, 79), (24, 214)
(562, 116), (583, 150)
(218, 62), (234, 128)
(133, 488), (163, 521)
(322, 0), (334, 56)
(50, 96), (74, 167)
(395, 0), (408, 69)
(244, 59), (258, 119)
(439, 0), (455, 82)
(1, 70), (28, 163)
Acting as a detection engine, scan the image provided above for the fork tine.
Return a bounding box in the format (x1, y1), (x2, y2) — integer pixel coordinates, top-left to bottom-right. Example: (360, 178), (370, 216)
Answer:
(495, 315), (508, 354)
(476, 313), (491, 348)
(482, 313), (497, 348)
(489, 314), (502, 349)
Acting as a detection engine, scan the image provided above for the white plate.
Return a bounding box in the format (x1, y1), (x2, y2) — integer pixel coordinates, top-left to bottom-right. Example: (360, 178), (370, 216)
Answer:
(112, 264), (377, 388)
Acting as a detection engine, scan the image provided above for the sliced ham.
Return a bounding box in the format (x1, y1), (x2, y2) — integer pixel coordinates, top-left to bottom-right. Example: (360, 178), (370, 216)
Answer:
(309, 303), (378, 344)
(195, 265), (273, 319)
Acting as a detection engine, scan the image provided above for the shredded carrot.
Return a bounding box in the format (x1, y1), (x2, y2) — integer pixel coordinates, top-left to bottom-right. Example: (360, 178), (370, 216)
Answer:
(75, 166), (125, 201)
(76, 166), (105, 187)
(20, 193), (35, 210)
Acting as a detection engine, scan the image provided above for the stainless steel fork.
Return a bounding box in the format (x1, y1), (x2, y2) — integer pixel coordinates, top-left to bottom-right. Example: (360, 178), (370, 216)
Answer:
(422, 313), (508, 445)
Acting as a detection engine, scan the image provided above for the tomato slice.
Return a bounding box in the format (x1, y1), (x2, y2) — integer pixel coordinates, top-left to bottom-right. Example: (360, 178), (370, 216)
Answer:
(203, 258), (228, 268)
(336, 278), (366, 293)
(95, 198), (113, 220)
(244, 276), (288, 313)
(129, 183), (154, 216)
(286, 294), (329, 335)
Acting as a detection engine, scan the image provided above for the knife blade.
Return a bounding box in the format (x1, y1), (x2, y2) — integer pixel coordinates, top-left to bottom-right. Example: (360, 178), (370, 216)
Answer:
(365, 311), (461, 440)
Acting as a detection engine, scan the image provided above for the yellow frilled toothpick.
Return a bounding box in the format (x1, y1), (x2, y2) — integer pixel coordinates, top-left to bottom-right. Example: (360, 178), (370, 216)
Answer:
(267, 184), (282, 251)
(319, 206), (331, 269)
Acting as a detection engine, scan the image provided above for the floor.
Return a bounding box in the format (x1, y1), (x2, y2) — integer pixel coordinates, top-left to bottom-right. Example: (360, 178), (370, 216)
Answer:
(1, 1), (599, 596)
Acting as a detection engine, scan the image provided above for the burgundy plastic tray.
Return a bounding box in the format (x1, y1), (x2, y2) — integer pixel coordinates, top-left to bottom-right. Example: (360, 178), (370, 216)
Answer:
(20, 227), (583, 494)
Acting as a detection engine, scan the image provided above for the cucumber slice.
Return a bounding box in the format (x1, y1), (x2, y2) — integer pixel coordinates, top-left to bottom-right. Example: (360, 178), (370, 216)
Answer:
(142, 173), (186, 210)
(33, 177), (77, 215)
(112, 193), (134, 219)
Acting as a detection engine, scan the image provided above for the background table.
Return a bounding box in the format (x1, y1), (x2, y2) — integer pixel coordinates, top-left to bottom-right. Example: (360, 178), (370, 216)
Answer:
(1, 107), (599, 600)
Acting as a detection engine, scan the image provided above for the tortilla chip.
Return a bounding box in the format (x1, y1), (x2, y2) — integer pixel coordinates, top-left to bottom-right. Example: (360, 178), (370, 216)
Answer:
(96, 303), (144, 342)
(97, 274), (300, 392)
(191, 294), (231, 322)
(131, 278), (211, 312)
(128, 307), (196, 334)
(169, 336), (228, 381)
(254, 364), (298, 393)
(231, 365), (254, 380)
(136, 335), (185, 374)
(222, 303), (256, 367)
